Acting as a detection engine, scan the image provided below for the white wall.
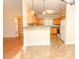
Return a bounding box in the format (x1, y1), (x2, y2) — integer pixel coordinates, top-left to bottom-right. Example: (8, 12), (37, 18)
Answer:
(44, 17), (53, 26)
(24, 27), (50, 46)
(3, 0), (22, 37)
(65, 4), (75, 44)
(44, 18), (53, 26)
(60, 20), (66, 42)
(23, 0), (28, 27)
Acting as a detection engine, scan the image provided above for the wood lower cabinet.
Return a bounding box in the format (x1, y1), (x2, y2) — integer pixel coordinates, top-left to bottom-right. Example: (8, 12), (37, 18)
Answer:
(50, 28), (57, 34)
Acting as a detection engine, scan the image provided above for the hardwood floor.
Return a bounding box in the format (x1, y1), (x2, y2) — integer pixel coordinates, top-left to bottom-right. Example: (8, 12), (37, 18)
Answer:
(12, 45), (74, 59)
(3, 37), (23, 59)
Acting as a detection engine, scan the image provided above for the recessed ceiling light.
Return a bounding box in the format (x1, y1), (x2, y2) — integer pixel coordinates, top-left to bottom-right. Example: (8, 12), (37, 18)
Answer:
(46, 10), (54, 14)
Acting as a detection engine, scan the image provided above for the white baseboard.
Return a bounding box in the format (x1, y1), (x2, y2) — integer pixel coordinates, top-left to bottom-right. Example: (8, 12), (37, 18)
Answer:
(65, 42), (75, 44)
(24, 43), (50, 46)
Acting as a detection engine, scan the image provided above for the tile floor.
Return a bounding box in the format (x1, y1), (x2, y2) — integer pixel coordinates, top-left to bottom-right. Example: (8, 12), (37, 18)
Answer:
(13, 44), (75, 59)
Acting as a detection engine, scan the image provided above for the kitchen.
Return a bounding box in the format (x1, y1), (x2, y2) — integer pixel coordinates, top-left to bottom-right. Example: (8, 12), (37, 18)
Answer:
(23, 0), (66, 46)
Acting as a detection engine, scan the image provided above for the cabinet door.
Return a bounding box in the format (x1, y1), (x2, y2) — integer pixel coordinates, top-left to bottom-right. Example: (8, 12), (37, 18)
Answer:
(37, 18), (44, 25)
(53, 19), (60, 25)
(50, 28), (57, 34)
(40, 19), (44, 25)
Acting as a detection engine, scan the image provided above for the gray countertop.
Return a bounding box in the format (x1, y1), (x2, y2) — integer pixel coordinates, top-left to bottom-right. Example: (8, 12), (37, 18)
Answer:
(23, 25), (60, 29)
(44, 25), (60, 28)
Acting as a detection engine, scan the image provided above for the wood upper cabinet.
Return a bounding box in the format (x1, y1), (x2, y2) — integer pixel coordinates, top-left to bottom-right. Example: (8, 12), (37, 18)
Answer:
(27, 10), (37, 25)
(53, 16), (65, 25)
(31, 14), (37, 24)
(27, 9), (44, 25)
(53, 19), (60, 25)
(39, 19), (44, 25)
(37, 18), (44, 25)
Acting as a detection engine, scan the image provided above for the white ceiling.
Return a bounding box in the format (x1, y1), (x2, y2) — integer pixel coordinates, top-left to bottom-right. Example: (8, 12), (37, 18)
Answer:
(25, 0), (66, 17)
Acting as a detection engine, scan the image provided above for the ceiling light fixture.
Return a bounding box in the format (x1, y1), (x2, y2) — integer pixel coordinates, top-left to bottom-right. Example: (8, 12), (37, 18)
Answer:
(46, 10), (54, 14)
(61, 0), (75, 5)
